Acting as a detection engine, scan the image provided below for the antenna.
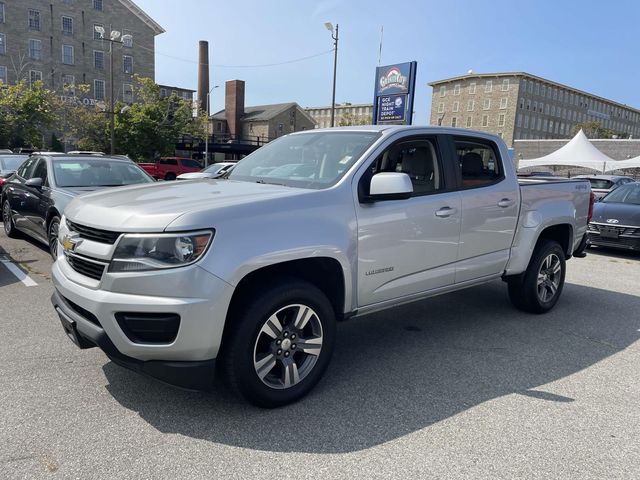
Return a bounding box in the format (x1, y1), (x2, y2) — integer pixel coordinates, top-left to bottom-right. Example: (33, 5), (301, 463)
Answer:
(378, 26), (384, 65)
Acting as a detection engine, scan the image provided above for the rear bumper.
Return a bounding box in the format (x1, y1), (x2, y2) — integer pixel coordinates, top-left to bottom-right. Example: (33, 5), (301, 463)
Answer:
(52, 290), (216, 391)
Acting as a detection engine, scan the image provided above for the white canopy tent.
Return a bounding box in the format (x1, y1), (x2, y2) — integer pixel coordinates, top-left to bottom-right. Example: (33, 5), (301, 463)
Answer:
(605, 156), (640, 172)
(517, 130), (614, 172)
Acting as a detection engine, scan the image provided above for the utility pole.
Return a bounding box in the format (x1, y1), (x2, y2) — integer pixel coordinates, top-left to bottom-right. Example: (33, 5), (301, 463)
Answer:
(325, 22), (339, 127)
(109, 40), (115, 155)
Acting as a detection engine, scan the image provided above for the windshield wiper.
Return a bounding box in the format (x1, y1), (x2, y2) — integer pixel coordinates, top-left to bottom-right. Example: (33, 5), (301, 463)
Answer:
(255, 179), (287, 186)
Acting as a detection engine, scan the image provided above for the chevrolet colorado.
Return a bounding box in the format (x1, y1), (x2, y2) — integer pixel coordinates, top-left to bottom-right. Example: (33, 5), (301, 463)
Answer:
(51, 126), (593, 407)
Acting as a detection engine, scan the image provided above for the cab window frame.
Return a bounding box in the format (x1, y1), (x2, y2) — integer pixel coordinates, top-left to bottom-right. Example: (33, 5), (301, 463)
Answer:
(449, 135), (505, 191)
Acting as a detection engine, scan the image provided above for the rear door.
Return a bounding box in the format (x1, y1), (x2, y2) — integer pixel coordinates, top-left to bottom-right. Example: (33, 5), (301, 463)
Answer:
(448, 135), (520, 283)
(354, 133), (462, 307)
(5, 157), (38, 233)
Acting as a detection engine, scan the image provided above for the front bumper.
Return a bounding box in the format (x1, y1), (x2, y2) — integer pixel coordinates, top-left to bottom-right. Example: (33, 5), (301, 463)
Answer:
(587, 231), (640, 251)
(52, 291), (216, 390)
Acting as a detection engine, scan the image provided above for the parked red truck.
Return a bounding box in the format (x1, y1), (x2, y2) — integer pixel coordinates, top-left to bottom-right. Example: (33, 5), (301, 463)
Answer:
(138, 157), (202, 180)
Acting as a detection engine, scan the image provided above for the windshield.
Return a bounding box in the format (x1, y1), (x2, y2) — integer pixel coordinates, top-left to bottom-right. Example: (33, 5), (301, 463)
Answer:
(587, 178), (614, 189)
(53, 159), (155, 187)
(601, 183), (640, 205)
(203, 163), (230, 174)
(0, 155), (28, 172)
(228, 131), (379, 189)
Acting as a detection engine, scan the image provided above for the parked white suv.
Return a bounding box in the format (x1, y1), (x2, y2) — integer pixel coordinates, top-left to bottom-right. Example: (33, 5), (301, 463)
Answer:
(51, 126), (593, 407)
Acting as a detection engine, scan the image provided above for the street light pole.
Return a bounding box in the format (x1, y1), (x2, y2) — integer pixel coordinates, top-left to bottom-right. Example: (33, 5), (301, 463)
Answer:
(109, 41), (115, 155)
(325, 22), (339, 127)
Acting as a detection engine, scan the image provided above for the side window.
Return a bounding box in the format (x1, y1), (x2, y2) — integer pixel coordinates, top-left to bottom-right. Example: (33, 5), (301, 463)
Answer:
(159, 159), (168, 165)
(361, 138), (443, 197)
(32, 159), (48, 184)
(167, 159), (178, 166)
(455, 138), (503, 189)
(18, 158), (37, 179)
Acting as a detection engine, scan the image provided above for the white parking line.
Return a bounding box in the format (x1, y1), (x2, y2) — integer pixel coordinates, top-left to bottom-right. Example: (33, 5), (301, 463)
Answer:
(0, 256), (38, 287)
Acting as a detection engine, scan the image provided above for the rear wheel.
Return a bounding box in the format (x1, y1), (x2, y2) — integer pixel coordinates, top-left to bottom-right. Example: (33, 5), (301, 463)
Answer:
(508, 239), (566, 314)
(2, 200), (19, 238)
(164, 172), (176, 181)
(222, 279), (336, 408)
(47, 215), (61, 260)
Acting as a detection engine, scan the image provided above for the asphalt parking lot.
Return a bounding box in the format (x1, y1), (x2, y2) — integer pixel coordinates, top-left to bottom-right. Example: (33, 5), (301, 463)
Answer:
(0, 231), (638, 480)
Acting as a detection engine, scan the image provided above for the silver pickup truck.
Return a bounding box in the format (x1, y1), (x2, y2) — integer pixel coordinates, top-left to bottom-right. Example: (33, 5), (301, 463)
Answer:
(51, 126), (593, 407)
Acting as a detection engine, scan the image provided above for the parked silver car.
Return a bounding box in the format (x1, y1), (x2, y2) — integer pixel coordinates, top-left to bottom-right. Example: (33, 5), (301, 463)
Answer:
(574, 174), (635, 199)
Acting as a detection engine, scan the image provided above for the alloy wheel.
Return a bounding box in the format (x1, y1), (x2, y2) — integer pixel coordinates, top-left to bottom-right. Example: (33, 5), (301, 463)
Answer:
(537, 253), (562, 303)
(48, 220), (60, 258)
(3, 202), (12, 235)
(253, 303), (323, 390)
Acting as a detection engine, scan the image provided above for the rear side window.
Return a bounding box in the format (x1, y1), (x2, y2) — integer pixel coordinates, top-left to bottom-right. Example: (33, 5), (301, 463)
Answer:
(455, 138), (503, 188)
(588, 179), (613, 189)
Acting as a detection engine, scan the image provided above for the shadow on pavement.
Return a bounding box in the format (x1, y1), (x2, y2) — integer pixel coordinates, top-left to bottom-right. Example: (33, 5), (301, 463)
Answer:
(102, 280), (640, 454)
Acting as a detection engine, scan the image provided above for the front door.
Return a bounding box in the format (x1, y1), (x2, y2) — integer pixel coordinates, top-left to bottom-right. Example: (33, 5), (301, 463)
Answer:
(355, 135), (461, 307)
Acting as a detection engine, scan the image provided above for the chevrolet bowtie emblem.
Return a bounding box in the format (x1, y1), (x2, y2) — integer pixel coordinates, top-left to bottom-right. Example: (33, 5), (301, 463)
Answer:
(62, 234), (81, 252)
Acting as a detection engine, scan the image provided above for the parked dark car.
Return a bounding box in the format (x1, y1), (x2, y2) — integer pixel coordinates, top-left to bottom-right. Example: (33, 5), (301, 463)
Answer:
(1, 154), (155, 258)
(574, 174), (635, 199)
(587, 182), (640, 251)
(0, 153), (29, 192)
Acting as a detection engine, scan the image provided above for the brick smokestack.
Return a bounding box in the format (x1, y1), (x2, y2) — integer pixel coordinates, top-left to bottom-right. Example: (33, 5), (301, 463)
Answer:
(197, 40), (210, 114)
(225, 80), (245, 139)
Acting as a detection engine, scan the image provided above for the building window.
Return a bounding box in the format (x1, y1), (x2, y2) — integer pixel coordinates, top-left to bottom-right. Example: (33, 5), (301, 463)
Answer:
(516, 114), (522, 128)
(0, 2), (4, 23)
(159, 87), (167, 97)
(29, 39), (42, 60)
(0, 65), (7, 84)
(123, 83), (133, 103)
(94, 50), (104, 70)
(524, 115), (530, 129)
(0, 33), (5, 55)
(466, 116), (472, 128)
(498, 114), (505, 127)
(482, 115), (488, 127)
(483, 98), (491, 110)
(62, 16), (73, 36)
(451, 117), (457, 127)
(500, 98), (508, 109)
(452, 101), (459, 113)
(94, 79), (105, 100)
(533, 101), (537, 112)
(467, 100), (474, 111)
(453, 84), (461, 95)
(122, 31), (133, 48)
(468, 82), (476, 94)
(28, 9), (40, 31)
(485, 80), (492, 93)
(541, 85), (546, 97)
(439, 86), (446, 97)
(62, 45), (74, 65)
(29, 70), (42, 86)
(528, 82), (534, 94)
(62, 74), (75, 95)
(501, 79), (509, 91)
(437, 102), (444, 113)
(526, 100), (531, 110)
(123, 55), (133, 74)
(93, 0), (103, 11)
(93, 23), (104, 40)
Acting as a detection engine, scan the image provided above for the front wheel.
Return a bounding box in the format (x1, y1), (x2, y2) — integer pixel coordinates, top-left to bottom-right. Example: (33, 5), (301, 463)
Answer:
(507, 239), (566, 314)
(47, 215), (61, 260)
(164, 172), (176, 181)
(222, 279), (336, 408)
(2, 200), (19, 238)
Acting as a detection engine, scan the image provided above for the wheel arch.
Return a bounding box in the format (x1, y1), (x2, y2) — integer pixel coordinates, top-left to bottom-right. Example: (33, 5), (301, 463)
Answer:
(536, 223), (573, 257)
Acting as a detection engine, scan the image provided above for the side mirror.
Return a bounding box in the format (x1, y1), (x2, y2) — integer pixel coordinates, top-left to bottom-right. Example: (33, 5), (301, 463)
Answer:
(368, 172), (413, 201)
(25, 177), (43, 189)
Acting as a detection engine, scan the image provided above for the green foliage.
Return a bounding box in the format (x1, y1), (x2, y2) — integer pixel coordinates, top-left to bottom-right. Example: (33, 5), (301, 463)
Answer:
(571, 121), (620, 139)
(337, 111), (370, 127)
(0, 80), (60, 148)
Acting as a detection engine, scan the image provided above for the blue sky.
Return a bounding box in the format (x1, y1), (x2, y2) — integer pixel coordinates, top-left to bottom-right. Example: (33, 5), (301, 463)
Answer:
(135, 0), (640, 122)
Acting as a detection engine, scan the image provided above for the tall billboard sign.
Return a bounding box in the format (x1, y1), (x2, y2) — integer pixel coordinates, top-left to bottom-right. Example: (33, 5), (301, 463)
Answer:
(372, 61), (417, 125)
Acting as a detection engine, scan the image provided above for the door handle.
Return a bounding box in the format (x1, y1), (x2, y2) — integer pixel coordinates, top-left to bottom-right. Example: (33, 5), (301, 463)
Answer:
(497, 198), (514, 208)
(435, 207), (457, 218)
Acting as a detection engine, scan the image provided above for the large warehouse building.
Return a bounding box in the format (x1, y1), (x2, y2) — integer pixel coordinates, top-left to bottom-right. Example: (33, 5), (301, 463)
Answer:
(428, 72), (640, 146)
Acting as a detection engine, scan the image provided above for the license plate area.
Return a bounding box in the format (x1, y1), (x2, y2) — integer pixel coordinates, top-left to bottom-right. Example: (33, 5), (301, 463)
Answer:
(600, 227), (620, 239)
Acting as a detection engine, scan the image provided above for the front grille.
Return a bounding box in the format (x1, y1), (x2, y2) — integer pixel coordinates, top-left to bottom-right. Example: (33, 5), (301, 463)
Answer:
(65, 253), (107, 281)
(62, 295), (101, 327)
(588, 223), (639, 237)
(66, 220), (121, 244)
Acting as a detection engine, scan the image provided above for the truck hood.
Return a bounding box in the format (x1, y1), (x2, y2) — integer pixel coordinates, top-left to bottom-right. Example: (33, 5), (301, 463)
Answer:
(592, 202), (640, 226)
(63, 179), (306, 231)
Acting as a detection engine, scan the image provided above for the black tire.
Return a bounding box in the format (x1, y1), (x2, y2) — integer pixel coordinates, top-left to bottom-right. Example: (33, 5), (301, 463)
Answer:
(2, 199), (19, 238)
(507, 239), (566, 314)
(222, 279), (336, 408)
(47, 215), (61, 260)
(165, 172), (176, 181)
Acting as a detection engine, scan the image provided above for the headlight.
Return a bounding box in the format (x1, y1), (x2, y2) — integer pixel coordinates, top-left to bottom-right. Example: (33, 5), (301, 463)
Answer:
(108, 230), (213, 272)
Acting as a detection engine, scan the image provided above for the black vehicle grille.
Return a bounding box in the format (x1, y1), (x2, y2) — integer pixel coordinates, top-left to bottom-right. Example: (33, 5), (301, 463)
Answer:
(588, 223), (639, 236)
(66, 220), (121, 244)
(65, 253), (107, 280)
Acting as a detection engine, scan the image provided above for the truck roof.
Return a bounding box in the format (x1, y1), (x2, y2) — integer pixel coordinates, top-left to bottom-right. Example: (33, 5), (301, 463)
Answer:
(293, 125), (504, 142)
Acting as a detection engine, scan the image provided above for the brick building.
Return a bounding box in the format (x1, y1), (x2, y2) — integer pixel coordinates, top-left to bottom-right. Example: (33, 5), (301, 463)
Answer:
(429, 72), (640, 146)
(305, 103), (373, 128)
(0, 0), (163, 105)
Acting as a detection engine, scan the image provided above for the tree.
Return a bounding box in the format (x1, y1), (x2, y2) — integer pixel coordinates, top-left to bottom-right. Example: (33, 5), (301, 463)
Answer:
(337, 111), (369, 127)
(571, 121), (618, 139)
(0, 80), (60, 148)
